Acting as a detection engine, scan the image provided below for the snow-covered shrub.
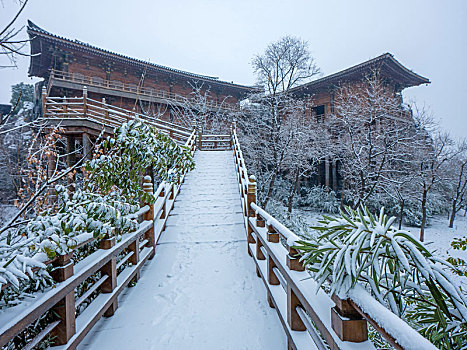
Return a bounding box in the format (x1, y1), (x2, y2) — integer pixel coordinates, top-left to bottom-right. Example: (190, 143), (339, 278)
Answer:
(297, 185), (340, 213)
(295, 206), (467, 349)
(448, 237), (467, 278)
(265, 199), (312, 238)
(86, 118), (195, 204)
(0, 118), (195, 307)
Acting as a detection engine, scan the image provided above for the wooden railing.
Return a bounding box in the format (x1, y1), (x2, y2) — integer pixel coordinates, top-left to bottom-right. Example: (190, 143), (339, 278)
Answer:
(50, 69), (240, 112)
(0, 130), (197, 349)
(198, 132), (232, 151)
(231, 123), (436, 350)
(42, 86), (194, 144)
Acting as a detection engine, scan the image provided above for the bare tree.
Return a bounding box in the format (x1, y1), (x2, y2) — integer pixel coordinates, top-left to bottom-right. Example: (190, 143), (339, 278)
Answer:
(446, 141), (467, 228)
(330, 70), (418, 208)
(0, 0), (32, 69)
(241, 36), (320, 207)
(168, 81), (237, 133)
(411, 125), (455, 241)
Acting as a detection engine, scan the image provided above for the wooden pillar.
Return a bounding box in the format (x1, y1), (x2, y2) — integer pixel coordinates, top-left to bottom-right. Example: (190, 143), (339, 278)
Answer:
(50, 253), (75, 345)
(99, 236), (117, 317)
(325, 156), (330, 188)
(47, 151), (57, 204)
(66, 135), (75, 191)
(332, 159), (338, 191)
(82, 132), (92, 160)
(41, 86), (47, 117)
(82, 86), (88, 118)
(246, 176), (257, 246)
(331, 294), (368, 342)
(103, 97), (109, 123)
(143, 176), (155, 259)
(287, 284), (306, 331)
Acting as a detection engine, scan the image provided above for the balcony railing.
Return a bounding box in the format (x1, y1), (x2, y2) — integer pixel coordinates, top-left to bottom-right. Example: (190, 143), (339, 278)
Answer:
(49, 69), (240, 112)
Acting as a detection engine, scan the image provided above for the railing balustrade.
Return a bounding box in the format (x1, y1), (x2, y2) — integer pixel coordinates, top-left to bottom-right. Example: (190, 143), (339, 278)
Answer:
(49, 69), (240, 112)
(0, 130), (197, 349)
(231, 122), (436, 350)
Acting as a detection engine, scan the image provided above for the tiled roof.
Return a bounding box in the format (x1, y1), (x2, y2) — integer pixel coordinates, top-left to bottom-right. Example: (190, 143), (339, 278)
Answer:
(291, 53), (430, 94)
(27, 20), (253, 91)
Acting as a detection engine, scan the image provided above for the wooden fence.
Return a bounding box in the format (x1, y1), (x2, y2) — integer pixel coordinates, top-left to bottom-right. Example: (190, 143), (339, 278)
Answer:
(231, 123), (436, 350)
(42, 86), (194, 144)
(0, 129), (197, 349)
(49, 69), (240, 112)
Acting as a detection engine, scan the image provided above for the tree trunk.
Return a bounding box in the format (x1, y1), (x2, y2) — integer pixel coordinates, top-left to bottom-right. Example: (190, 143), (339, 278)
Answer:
(420, 189), (427, 242)
(287, 171), (300, 213)
(262, 172), (277, 208)
(449, 199), (457, 228)
(398, 199), (405, 230)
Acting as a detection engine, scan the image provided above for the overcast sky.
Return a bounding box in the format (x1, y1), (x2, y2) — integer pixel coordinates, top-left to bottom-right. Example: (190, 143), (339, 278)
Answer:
(1, 0), (466, 138)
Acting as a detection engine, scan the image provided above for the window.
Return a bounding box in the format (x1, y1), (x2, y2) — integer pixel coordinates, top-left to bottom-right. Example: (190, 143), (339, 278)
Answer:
(311, 105), (325, 122)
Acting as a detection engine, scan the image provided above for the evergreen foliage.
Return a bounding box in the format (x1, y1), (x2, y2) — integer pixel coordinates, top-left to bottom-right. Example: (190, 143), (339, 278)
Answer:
(9, 83), (34, 115)
(295, 206), (467, 348)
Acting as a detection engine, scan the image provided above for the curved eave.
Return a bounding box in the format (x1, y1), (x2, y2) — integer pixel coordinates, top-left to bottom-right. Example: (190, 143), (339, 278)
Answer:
(27, 21), (254, 95)
(291, 53), (430, 96)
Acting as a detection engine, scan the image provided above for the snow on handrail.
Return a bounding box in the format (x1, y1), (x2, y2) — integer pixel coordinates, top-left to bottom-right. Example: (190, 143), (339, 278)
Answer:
(230, 120), (436, 350)
(250, 202), (301, 246)
(348, 286), (436, 350)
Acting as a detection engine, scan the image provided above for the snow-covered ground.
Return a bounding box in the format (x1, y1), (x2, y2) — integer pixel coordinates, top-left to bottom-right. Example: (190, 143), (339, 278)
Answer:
(79, 151), (286, 349)
(0, 204), (18, 227)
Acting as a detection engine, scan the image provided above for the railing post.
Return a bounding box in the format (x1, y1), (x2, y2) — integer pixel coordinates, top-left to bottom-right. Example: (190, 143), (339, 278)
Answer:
(82, 86), (88, 118)
(255, 213), (266, 261)
(41, 86), (47, 117)
(331, 294), (368, 342)
(246, 176), (257, 257)
(142, 176), (155, 259)
(286, 245), (305, 272)
(50, 253), (76, 345)
(266, 224), (280, 309)
(63, 96), (68, 116)
(287, 285), (306, 332)
(197, 124), (202, 150)
(99, 233), (117, 317)
(103, 97), (109, 122)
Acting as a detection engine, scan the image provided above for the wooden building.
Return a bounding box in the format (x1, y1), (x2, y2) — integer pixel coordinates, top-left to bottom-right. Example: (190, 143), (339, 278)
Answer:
(291, 53), (430, 191)
(27, 21), (253, 126)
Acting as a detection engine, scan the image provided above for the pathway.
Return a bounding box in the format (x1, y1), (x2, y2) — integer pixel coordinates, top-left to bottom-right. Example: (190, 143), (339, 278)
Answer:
(79, 151), (286, 349)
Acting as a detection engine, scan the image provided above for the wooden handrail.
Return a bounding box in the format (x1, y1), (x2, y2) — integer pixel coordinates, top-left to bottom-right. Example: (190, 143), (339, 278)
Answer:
(42, 87), (194, 143)
(230, 122), (436, 350)
(50, 69), (240, 112)
(0, 127), (196, 350)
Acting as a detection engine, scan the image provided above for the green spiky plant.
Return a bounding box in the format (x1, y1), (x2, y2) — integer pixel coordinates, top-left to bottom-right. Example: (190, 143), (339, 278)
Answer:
(294, 206), (467, 349)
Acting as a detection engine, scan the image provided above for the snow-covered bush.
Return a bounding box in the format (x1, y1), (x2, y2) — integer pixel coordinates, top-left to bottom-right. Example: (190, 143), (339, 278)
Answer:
(86, 119), (195, 205)
(265, 199), (312, 238)
(295, 206), (467, 349)
(0, 118), (195, 307)
(297, 185), (340, 213)
(448, 236), (467, 278)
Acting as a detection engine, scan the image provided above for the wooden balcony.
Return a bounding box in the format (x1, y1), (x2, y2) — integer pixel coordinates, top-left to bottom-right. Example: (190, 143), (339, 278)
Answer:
(49, 70), (240, 112)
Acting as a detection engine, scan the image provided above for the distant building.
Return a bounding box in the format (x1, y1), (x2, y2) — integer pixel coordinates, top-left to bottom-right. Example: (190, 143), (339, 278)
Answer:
(27, 20), (429, 192)
(289, 53), (430, 191)
(27, 20), (253, 125)
(292, 52), (429, 123)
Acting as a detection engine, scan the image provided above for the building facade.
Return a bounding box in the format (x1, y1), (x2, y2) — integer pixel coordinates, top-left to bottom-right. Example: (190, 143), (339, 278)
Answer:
(27, 21), (253, 127)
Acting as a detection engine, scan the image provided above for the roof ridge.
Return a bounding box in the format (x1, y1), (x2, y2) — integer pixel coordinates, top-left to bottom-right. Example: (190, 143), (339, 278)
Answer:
(290, 52), (429, 92)
(27, 20), (253, 90)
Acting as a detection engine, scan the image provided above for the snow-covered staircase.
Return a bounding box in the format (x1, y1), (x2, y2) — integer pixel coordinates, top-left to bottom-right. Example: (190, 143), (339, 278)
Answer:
(78, 151), (285, 349)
